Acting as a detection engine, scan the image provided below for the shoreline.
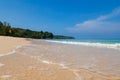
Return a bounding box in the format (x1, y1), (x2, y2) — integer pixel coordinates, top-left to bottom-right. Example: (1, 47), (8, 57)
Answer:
(45, 40), (120, 50)
(0, 36), (76, 80)
(0, 36), (120, 80)
(31, 39), (120, 79)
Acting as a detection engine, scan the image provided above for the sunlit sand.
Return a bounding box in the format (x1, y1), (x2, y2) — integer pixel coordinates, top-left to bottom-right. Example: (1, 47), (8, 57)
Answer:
(0, 36), (120, 80)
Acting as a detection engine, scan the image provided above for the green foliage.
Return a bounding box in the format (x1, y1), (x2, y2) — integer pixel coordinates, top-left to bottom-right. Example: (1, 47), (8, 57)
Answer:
(54, 35), (75, 39)
(0, 21), (74, 39)
(0, 21), (53, 39)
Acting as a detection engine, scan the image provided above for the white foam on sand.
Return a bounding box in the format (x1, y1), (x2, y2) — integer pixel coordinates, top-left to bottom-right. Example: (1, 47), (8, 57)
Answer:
(76, 77), (84, 80)
(0, 46), (22, 57)
(80, 63), (97, 69)
(40, 59), (68, 69)
(38, 59), (83, 80)
(0, 63), (4, 67)
(59, 63), (68, 69)
(42, 60), (52, 64)
(0, 75), (11, 78)
(0, 50), (15, 57)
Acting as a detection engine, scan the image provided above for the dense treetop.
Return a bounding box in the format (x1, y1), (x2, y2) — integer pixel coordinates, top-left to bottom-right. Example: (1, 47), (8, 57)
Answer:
(0, 21), (53, 39)
(0, 21), (74, 39)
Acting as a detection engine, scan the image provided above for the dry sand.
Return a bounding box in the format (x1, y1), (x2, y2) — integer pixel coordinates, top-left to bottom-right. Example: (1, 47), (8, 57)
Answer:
(0, 36), (29, 53)
(0, 36), (120, 80)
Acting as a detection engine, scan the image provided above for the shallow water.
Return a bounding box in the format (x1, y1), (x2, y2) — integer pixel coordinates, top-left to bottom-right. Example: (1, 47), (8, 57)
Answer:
(46, 39), (120, 50)
(18, 39), (120, 77)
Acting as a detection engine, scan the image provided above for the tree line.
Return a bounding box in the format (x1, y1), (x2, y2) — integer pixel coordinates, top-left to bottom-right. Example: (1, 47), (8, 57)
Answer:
(0, 21), (75, 39)
(0, 21), (53, 39)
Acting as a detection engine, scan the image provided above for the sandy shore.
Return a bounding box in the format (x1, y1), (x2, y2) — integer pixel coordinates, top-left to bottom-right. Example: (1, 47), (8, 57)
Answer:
(0, 36), (76, 80)
(0, 36), (29, 53)
(0, 36), (120, 80)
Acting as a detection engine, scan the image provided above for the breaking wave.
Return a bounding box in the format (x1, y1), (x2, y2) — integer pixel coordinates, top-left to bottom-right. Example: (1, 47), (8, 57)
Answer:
(46, 40), (120, 50)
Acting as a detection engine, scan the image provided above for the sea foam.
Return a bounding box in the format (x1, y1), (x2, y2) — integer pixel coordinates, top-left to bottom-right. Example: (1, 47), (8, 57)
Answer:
(0, 46), (22, 57)
(46, 40), (120, 50)
(42, 60), (52, 64)
(0, 63), (4, 67)
(39, 59), (68, 69)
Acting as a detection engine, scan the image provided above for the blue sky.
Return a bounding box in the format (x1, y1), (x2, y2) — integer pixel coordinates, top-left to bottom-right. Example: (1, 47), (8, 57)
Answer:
(0, 0), (120, 39)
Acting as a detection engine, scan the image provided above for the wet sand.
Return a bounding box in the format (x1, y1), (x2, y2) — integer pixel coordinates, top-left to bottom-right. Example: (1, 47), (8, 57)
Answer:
(0, 37), (120, 80)
(0, 36), (75, 80)
(0, 53), (76, 80)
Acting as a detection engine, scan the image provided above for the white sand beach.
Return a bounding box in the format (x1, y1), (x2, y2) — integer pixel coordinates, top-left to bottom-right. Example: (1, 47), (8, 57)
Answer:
(0, 36), (29, 53)
(0, 36), (120, 80)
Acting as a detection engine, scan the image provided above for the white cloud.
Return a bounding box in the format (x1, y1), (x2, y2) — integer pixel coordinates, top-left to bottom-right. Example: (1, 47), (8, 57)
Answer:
(97, 7), (120, 21)
(67, 7), (120, 34)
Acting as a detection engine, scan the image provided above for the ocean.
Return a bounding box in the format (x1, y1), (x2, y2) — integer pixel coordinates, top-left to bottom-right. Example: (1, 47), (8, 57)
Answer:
(17, 39), (120, 79)
(46, 39), (120, 50)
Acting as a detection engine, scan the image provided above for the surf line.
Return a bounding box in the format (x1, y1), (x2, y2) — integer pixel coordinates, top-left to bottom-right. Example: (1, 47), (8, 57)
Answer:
(39, 59), (118, 80)
(0, 46), (22, 68)
(40, 59), (83, 80)
(20, 52), (83, 80)
(0, 46), (22, 57)
(17, 53), (81, 79)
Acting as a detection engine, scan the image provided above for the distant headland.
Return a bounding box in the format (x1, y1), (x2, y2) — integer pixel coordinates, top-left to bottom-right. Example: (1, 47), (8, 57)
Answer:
(0, 21), (74, 39)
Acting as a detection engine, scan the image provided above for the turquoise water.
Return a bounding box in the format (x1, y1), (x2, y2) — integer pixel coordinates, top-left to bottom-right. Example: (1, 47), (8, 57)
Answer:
(46, 39), (120, 49)
(18, 39), (120, 78)
(52, 39), (120, 44)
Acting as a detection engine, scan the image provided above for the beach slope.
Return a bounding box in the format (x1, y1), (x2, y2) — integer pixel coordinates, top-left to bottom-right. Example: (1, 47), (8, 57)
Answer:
(0, 36), (29, 53)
